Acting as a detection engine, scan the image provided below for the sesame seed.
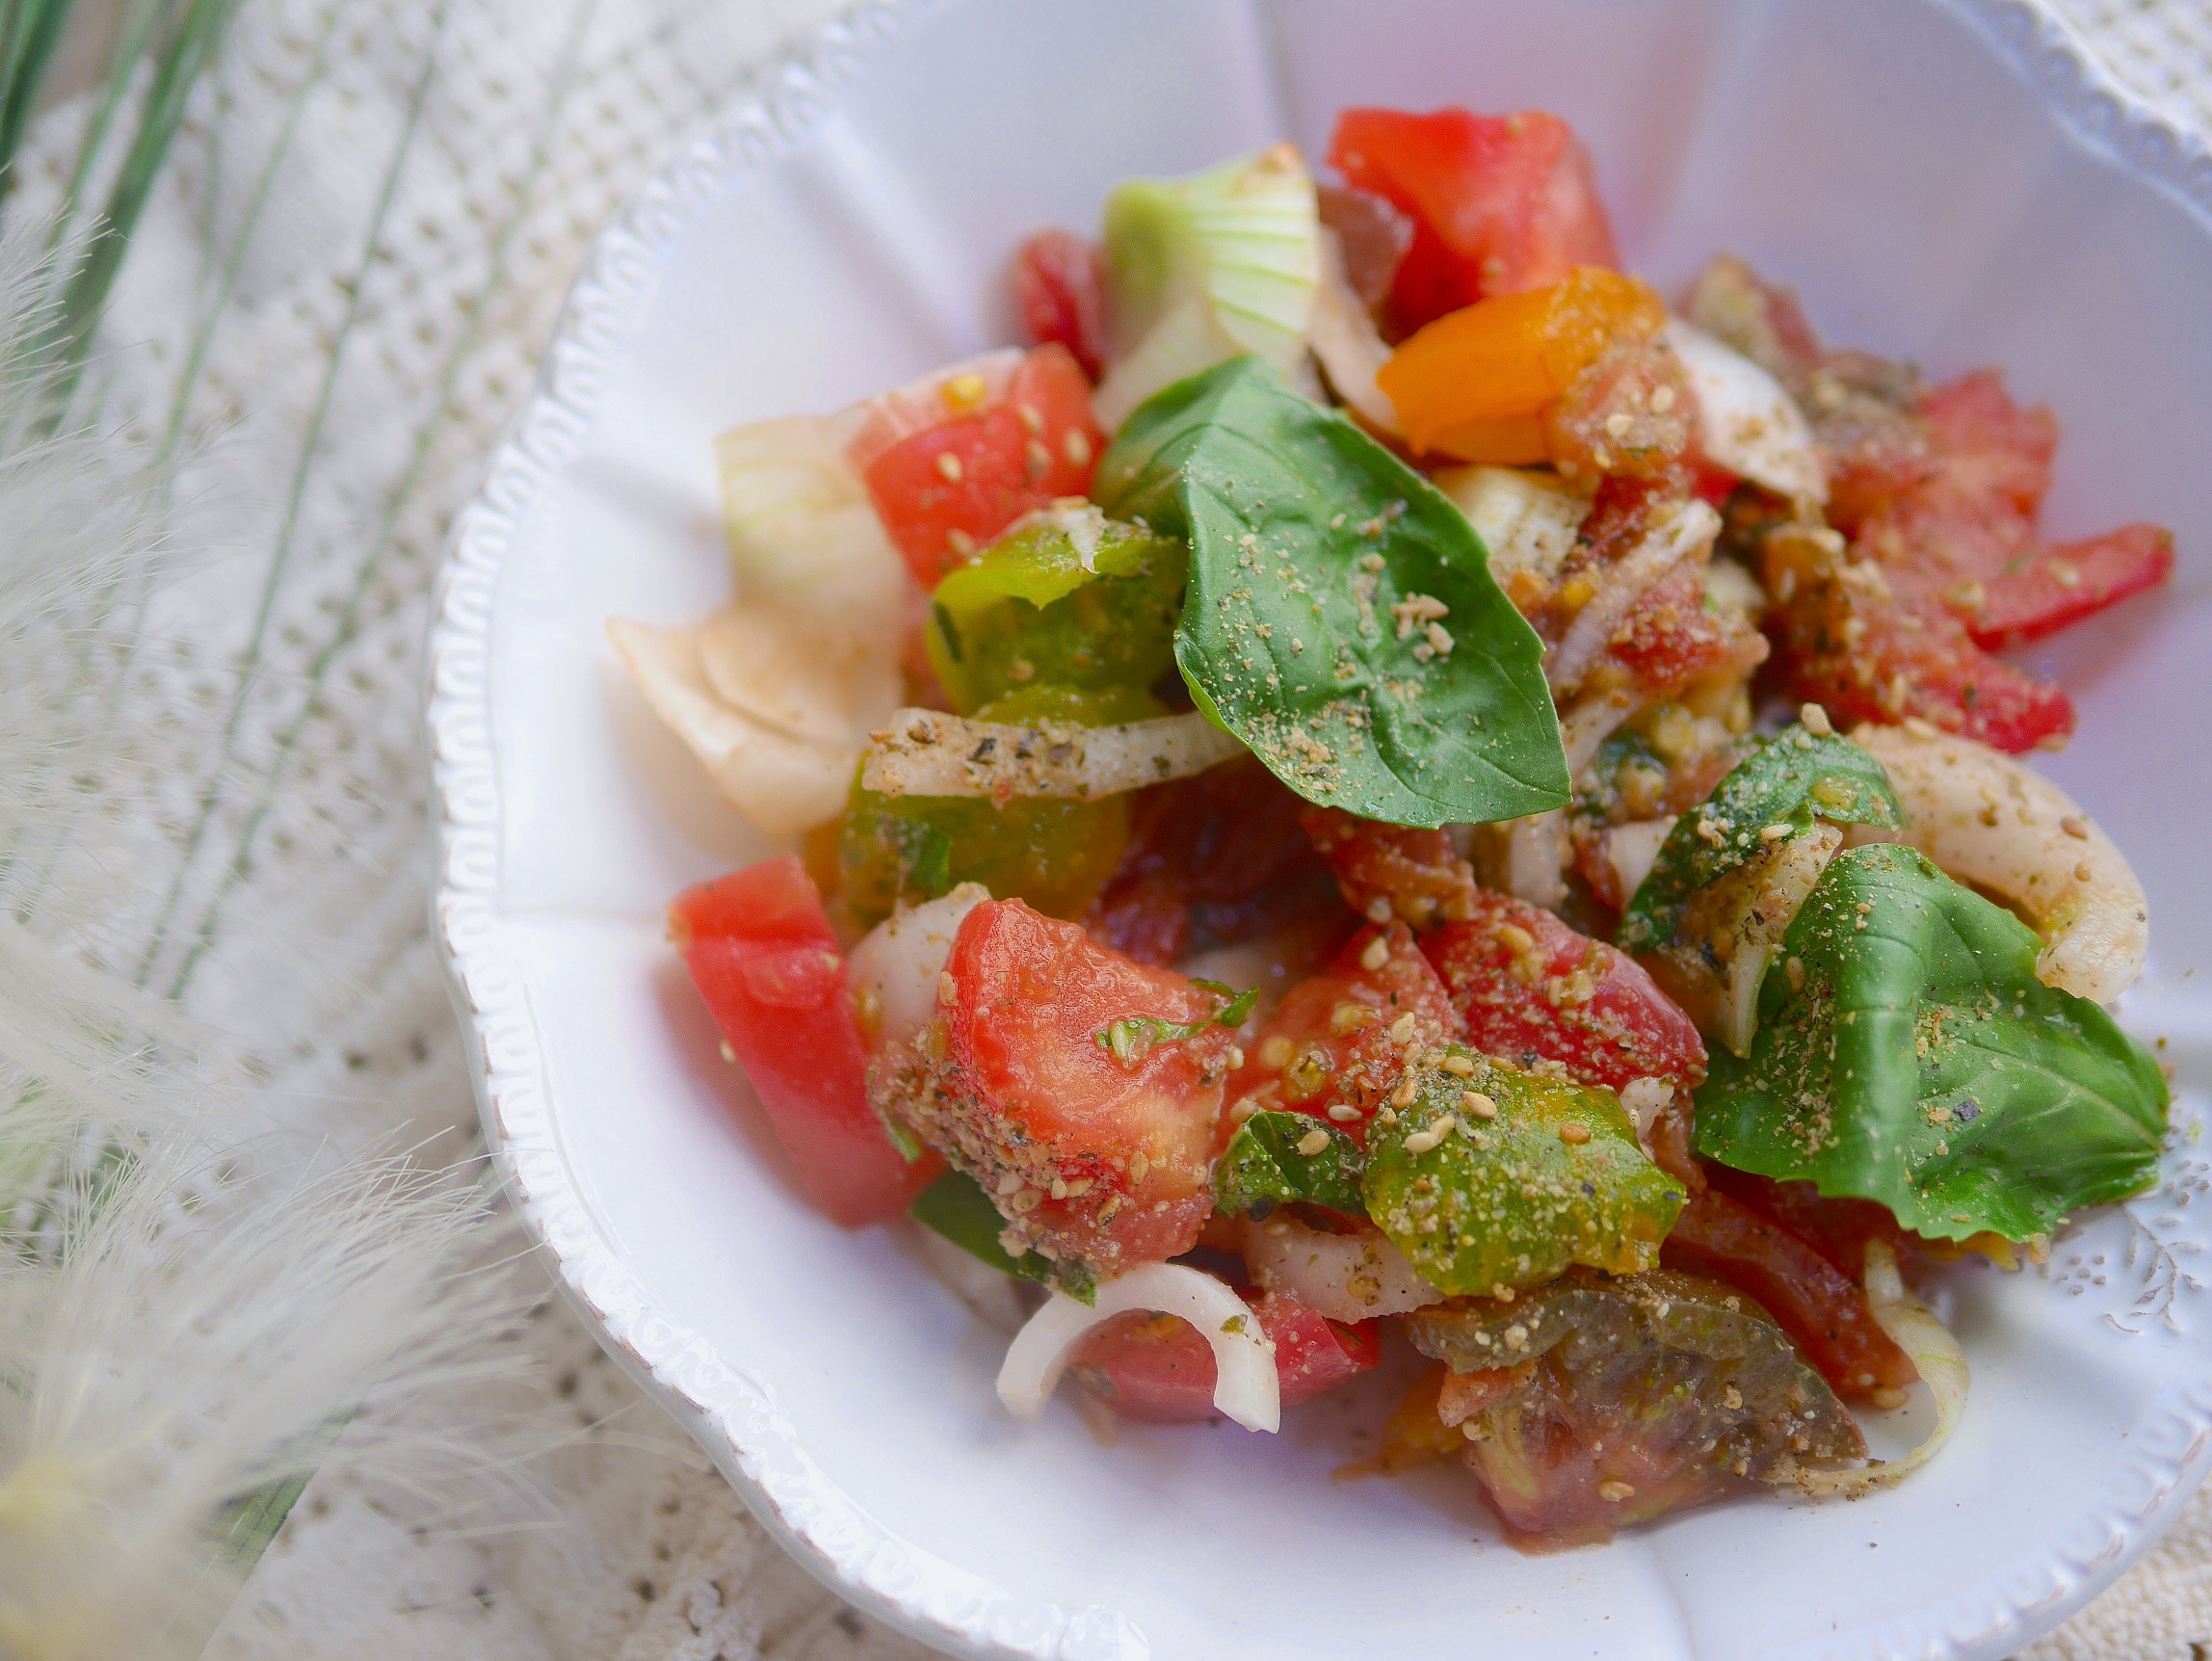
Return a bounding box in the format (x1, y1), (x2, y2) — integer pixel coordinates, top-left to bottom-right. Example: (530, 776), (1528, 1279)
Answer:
(1388, 1012), (1417, 1042)
(1225, 1046), (1245, 1069)
(1063, 429), (1093, 465)
(1364, 895), (1393, 923)
(1259, 1036), (1294, 1068)
(1799, 701), (1833, 737)
(1441, 1054), (1476, 1077)
(1559, 1121), (1591, 1145)
(935, 451), (963, 483)
(2060, 815), (2090, 840)
(1016, 402), (1045, 435)
(1130, 1152), (1149, 1181)
(1295, 1128), (1330, 1156)
(1760, 823), (1793, 841)
(1503, 1323), (1529, 1349)
(936, 970), (958, 1004)
(996, 1171), (1023, 1196)
(1359, 935), (1391, 972)
(1648, 384), (1676, 413)
(1462, 1091), (1497, 1120)
(1597, 1479), (1636, 1503)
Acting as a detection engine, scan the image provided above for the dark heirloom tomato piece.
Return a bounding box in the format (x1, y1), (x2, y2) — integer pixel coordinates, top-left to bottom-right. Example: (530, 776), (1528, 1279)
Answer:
(1328, 106), (1618, 334)
(878, 900), (1236, 1271)
(1011, 229), (1106, 380)
(1300, 805), (1478, 930)
(1701, 1164), (1904, 1280)
(1407, 1269), (1864, 1546)
(1423, 889), (1706, 1097)
(1661, 1188), (1917, 1401)
(1086, 753), (1346, 967)
(862, 345), (1105, 587)
(1068, 1291), (1380, 1421)
(1222, 922), (1462, 1148)
(670, 857), (939, 1226)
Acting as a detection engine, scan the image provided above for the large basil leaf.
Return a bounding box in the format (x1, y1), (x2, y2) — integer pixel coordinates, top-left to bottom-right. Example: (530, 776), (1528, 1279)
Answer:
(909, 1169), (1097, 1304)
(1362, 1044), (1684, 1296)
(1618, 724), (1903, 955)
(1694, 844), (2168, 1242)
(1213, 1110), (1364, 1216)
(1093, 356), (1567, 828)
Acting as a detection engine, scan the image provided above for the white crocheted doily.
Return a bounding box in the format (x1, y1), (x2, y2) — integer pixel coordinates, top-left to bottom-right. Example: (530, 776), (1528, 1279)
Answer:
(13, 2), (2206, 1656)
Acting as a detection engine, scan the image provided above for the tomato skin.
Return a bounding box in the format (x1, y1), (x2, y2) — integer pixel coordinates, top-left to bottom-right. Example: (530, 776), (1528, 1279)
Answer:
(931, 900), (1236, 1268)
(1011, 229), (1105, 380)
(1329, 107), (1618, 333)
(1222, 921), (1462, 1149)
(1661, 1188), (1916, 1401)
(862, 345), (1105, 588)
(1963, 523), (2174, 649)
(1301, 805), (1477, 931)
(1603, 558), (1768, 699)
(669, 857), (939, 1226)
(1424, 889), (1707, 1095)
(1068, 1291), (1380, 1421)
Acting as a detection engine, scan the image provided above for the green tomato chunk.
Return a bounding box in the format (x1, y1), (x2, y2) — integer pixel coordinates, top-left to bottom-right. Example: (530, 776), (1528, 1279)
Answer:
(1361, 1045), (1685, 1297)
(838, 684), (1158, 925)
(924, 510), (1186, 714)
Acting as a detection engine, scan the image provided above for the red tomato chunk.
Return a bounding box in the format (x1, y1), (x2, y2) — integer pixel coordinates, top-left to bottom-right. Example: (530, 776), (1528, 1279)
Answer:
(1329, 107), (1618, 334)
(1010, 229), (1105, 381)
(890, 899), (1237, 1270)
(1223, 921), (1462, 1150)
(1424, 889), (1707, 1097)
(1068, 1291), (1380, 1421)
(670, 857), (937, 1227)
(862, 344), (1105, 588)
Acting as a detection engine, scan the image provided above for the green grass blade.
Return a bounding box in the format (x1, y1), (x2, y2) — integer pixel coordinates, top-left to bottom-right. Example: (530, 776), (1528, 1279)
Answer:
(0, 0), (79, 201)
(43, 0), (237, 381)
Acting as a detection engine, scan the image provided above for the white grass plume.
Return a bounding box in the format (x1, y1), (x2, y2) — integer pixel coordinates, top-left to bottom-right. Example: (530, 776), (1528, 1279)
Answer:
(0, 217), (557, 1659)
(0, 1136), (539, 1660)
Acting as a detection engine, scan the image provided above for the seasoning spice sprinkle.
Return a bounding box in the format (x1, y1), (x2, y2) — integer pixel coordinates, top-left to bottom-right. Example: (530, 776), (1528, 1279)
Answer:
(1558, 1121), (1591, 1145)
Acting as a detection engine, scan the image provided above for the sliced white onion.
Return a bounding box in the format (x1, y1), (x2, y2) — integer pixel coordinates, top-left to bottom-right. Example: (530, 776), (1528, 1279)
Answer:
(861, 708), (1245, 801)
(1665, 319), (1827, 504)
(1785, 1239), (1968, 1497)
(607, 616), (866, 837)
(827, 346), (1025, 468)
(1547, 499), (1721, 697)
(846, 884), (991, 1051)
(1308, 227), (1400, 435)
(1434, 464), (1593, 591)
(996, 1263), (1281, 1433)
(1712, 824), (1842, 1059)
(1240, 1216), (1443, 1324)
(1597, 818), (1674, 909)
(711, 413), (912, 640)
(1501, 808), (1570, 911)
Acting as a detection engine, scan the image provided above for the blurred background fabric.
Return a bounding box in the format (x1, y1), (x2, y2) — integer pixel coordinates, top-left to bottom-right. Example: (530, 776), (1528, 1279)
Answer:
(12, 1), (2207, 1656)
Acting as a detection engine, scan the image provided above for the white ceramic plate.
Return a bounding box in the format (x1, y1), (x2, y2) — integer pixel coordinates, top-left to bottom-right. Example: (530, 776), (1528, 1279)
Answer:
(430, 3), (2212, 1655)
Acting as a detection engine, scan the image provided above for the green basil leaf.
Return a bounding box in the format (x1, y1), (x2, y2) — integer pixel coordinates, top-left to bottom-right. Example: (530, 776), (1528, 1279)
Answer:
(1213, 1110), (1365, 1216)
(1618, 724), (1903, 955)
(923, 514), (1187, 713)
(909, 1169), (1096, 1305)
(1093, 356), (1567, 828)
(1361, 1045), (1685, 1296)
(1094, 978), (1258, 1066)
(1693, 844), (2169, 1242)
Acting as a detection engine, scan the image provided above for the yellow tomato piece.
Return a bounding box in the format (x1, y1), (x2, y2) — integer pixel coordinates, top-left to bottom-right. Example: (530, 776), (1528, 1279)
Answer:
(1379, 267), (1665, 460)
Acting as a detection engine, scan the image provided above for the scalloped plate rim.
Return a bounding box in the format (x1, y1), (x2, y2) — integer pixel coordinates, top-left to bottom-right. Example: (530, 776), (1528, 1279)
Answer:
(426, 3), (2212, 1657)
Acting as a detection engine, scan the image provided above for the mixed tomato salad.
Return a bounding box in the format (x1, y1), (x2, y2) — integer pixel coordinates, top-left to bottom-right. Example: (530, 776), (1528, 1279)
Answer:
(612, 103), (2173, 1548)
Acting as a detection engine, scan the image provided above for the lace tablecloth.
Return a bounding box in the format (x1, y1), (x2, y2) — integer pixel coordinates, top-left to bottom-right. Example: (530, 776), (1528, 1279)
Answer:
(17, 1), (2206, 1655)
